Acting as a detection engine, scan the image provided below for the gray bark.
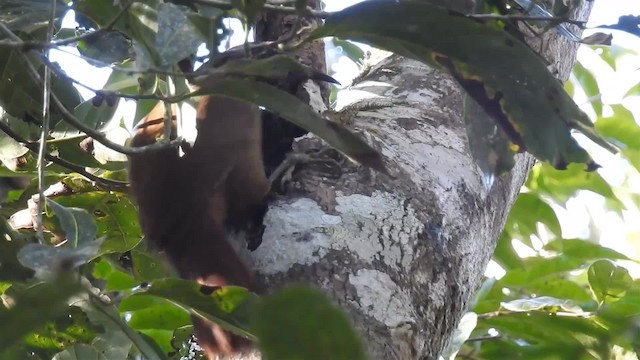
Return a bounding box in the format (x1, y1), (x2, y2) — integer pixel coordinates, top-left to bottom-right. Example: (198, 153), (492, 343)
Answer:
(243, 1), (593, 359)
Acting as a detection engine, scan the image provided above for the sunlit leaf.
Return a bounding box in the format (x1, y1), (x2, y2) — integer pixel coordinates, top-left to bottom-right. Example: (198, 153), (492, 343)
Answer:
(588, 259), (633, 305)
(527, 163), (620, 206)
(331, 38), (365, 64)
(507, 192), (562, 237)
(46, 198), (97, 248)
(479, 313), (610, 358)
(70, 293), (165, 360)
(127, 304), (190, 331)
(73, 0), (162, 70)
(131, 278), (259, 339)
(500, 256), (584, 286)
(573, 62), (602, 117)
(0, 47), (82, 125)
(0, 278), (83, 353)
(51, 99), (118, 139)
(493, 232), (524, 270)
(92, 259), (138, 292)
(544, 239), (631, 262)
(130, 248), (173, 281)
(501, 296), (583, 313)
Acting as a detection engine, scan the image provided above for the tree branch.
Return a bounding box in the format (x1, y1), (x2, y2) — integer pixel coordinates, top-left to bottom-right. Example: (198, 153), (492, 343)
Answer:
(0, 22), (182, 156)
(0, 0), (134, 51)
(0, 122), (129, 190)
(188, 0), (331, 18)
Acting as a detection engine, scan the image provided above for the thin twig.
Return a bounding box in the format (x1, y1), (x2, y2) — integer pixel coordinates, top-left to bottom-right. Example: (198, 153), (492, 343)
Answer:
(188, 0), (331, 18)
(0, 22), (182, 156)
(0, 123), (129, 190)
(476, 309), (592, 319)
(36, 0), (58, 243)
(468, 14), (586, 28)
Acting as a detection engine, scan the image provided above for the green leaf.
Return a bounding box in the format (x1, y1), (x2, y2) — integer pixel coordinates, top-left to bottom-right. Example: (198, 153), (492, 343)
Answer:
(331, 39), (365, 65)
(193, 79), (386, 173)
(130, 248), (174, 282)
(231, 0), (265, 24)
(52, 137), (103, 169)
(156, 3), (205, 68)
(588, 259), (633, 305)
(544, 238), (631, 262)
(127, 304), (190, 330)
(0, 128), (29, 167)
(0, 278), (83, 353)
(501, 296), (583, 313)
(50, 192), (143, 254)
(52, 343), (107, 360)
(471, 277), (498, 309)
(73, 0), (162, 70)
(102, 61), (159, 95)
(595, 105), (640, 172)
(254, 285), (367, 360)
(493, 232), (524, 270)
(597, 280), (640, 316)
(195, 55), (338, 89)
(0, 46), (82, 125)
(595, 105), (639, 150)
(71, 293), (165, 360)
(119, 295), (169, 312)
(624, 81), (640, 98)
(479, 313), (610, 358)
(500, 256), (584, 286)
(169, 325), (195, 357)
(91, 259), (138, 292)
(527, 163), (619, 206)
(46, 198), (98, 248)
(17, 239), (103, 274)
(0, 220), (33, 282)
(75, 30), (131, 66)
(311, 0), (617, 169)
(524, 278), (593, 304)
(24, 305), (97, 358)
(52, 98), (118, 138)
(596, 281), (640, 337)
(131, 278), (259, 339)
(1, 111), (41, 142)
(0, 0), (68, 33)
(572, 62), (602, 117)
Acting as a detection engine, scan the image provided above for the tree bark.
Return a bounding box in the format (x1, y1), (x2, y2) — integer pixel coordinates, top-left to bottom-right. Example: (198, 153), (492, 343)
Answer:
(244, 2), (593, 359)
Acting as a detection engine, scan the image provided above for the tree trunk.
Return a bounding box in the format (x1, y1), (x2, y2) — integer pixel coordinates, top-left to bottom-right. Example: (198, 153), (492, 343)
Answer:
(246, 2), (593, 359)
